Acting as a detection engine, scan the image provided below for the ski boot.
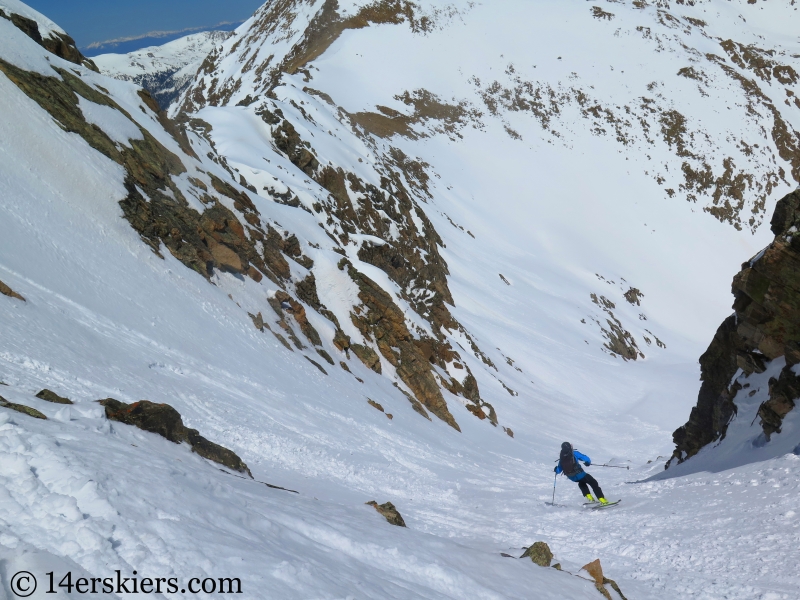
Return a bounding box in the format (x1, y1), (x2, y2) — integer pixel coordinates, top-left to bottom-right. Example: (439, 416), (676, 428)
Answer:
(598, 497), (609, 505)
(585, 494), (596, 503)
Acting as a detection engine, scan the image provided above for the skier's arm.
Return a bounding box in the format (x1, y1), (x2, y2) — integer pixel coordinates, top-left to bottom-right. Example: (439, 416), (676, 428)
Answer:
(573, 450), (591, 465)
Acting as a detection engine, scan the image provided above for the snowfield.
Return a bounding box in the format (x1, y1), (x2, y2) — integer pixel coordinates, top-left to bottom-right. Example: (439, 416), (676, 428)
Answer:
(2, 0), (800, 598)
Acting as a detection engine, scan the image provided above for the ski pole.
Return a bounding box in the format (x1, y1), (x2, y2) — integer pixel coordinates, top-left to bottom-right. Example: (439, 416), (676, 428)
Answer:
(552, 472), (557, 505)
(595, 464), (629, 469)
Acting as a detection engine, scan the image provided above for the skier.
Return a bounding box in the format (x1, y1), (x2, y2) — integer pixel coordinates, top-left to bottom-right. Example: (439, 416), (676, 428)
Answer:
(554, 441), (608, 505)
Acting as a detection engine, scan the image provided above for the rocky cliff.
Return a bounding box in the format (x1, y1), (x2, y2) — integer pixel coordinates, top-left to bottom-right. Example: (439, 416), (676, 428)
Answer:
(670, 188), (800, 466)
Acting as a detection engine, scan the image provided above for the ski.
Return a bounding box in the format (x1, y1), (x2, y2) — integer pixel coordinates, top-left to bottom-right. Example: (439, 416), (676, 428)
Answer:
(589, 499), (621, 510)
(582, 500), (599, 506)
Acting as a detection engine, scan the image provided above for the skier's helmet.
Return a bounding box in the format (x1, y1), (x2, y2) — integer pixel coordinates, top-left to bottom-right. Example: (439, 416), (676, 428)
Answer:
(559, 442), (579, 476)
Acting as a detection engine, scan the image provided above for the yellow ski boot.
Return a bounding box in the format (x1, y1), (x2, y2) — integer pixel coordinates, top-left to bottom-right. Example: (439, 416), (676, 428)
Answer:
(599, 497), (609, 505)
(585, 494), (596, 503)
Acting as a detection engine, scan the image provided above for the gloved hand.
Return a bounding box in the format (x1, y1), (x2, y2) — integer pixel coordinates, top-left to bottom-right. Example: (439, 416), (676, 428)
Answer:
(583, 462), (591, 467)
(553, 466), (558, 473)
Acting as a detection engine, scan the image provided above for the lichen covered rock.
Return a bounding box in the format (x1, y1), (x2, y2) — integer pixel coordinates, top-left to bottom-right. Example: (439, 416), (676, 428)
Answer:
(520, 541), (553, 567)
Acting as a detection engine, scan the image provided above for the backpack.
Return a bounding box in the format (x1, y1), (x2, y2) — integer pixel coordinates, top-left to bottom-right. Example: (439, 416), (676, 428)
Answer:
(559, 442), (583, 477)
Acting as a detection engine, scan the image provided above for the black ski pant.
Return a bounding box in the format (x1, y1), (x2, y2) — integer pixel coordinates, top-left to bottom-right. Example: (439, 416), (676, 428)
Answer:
(577, 473), (604, 499)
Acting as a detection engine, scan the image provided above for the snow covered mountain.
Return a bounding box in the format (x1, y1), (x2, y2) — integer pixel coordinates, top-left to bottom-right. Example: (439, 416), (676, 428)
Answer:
(178, 0), (800, 233)
(2, 0), (800, 598)
(93, 31), (233, 110)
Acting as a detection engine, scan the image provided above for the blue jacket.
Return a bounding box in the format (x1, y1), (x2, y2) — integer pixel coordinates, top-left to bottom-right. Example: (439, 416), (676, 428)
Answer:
(555, 450), (591, 481)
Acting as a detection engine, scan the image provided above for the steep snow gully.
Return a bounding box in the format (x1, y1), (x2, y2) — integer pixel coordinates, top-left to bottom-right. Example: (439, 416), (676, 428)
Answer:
(2, 0), (800, 598)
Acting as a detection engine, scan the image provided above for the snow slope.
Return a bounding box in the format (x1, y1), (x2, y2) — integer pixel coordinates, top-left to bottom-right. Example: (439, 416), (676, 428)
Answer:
(177, 0), (800, 433)
(93, 32), (232, 110)
(0, 7), (602, 599)
(2, 0), (800, 598)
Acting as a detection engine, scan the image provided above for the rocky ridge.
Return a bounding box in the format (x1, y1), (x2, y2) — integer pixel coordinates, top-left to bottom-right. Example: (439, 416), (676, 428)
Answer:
(0, 2), (497, 434)
(156, 0), (800, 405)
(164, 2), (504, 429)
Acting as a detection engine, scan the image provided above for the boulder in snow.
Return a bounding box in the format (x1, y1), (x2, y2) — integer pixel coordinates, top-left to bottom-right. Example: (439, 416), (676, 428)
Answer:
(521, 541), (553, 567)
(0, 278), (24, 301)
(0, 395), (46, 419)
(99, 398), (252, 477)
(36, 388), (72, 404)
(366, 500), (406, 527)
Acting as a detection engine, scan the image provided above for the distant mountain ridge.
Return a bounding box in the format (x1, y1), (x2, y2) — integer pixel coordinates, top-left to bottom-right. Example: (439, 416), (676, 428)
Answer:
(93, 31), (232, 110)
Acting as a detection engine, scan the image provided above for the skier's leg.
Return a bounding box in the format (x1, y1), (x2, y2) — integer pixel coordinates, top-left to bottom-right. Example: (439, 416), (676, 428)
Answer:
(577, 479), (594, 501)
(583, 474), (605, 501)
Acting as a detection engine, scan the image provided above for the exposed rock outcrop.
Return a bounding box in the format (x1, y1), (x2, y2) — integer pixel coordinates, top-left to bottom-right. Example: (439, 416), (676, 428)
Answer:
(759, 357), (800, 439)
(347, 263), (460, 431)
(0, 395), (46, 419)
(0, 58), (293, 289)
(671, 189), (800, 464)
(670, 315), (744, 462)
(581, 559), (628, 600)
(0, 279), (25, 301)
(99, 399), (252, 476)
(253, 104), (495, 424)
(520, 541), (553, 567)
(36, 389), (72, 404)
(365, 500), (406, 527)
(179, 0), (448, 112)
(367, 398), (393, 419)
(590, 293), (644, 360)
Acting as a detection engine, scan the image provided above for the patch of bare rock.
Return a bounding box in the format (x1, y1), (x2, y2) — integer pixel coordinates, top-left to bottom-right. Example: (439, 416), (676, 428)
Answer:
(0, 395), (47, 419)
(0, 279), (25, 301)
(99, 398), (252, 476)
(365, 500), (406, 527)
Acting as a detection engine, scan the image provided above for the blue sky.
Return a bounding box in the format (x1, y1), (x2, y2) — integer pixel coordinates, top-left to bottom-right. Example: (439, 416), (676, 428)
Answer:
(24, 0), (265, 54)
